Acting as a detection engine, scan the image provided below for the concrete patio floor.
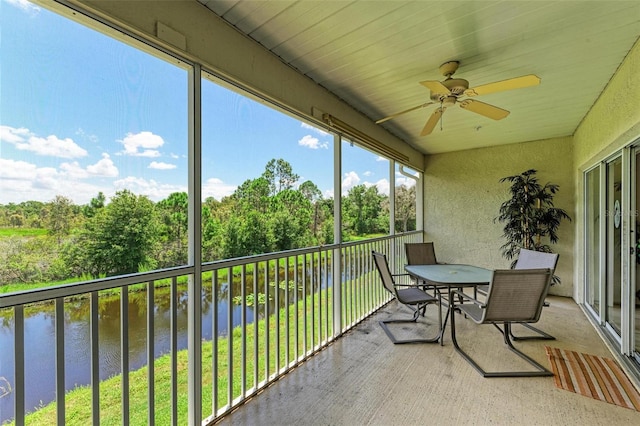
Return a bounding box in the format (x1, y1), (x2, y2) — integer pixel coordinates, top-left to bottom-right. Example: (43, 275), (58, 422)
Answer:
(216, 296), (640, 425)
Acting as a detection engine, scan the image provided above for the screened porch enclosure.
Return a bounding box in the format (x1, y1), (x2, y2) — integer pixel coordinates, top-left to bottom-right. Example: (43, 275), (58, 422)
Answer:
(3, 0), (640, 424)
(1, 233), (422, 424)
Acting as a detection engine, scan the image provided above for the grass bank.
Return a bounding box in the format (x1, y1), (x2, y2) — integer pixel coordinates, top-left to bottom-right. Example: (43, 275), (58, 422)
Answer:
(12, 285), (341, 425)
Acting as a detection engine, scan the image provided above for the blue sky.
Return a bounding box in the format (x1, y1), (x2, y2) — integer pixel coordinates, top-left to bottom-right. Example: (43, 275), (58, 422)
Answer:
(0, 0), (415, 206)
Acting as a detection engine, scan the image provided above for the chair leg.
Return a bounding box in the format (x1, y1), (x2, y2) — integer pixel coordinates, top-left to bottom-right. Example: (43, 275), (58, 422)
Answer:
(379, 302), (441, 344)
(508, 322), (556, 341)
(492, 321), (555, 341)
(450, 310), (553, 378)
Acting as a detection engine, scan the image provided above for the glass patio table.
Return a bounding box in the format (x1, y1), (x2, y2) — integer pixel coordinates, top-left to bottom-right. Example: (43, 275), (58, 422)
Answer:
(404, 264), (492, 345)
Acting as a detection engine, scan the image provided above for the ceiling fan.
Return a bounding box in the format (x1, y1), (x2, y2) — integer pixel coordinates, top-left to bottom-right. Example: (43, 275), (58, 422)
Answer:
(376, 61), (541, 136)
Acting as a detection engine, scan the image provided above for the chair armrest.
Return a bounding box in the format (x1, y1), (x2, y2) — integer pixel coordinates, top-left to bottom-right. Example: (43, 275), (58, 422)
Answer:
(450, 289), (486, 308)
(392, 273), (418, 287)
(392, 273), (411, 278)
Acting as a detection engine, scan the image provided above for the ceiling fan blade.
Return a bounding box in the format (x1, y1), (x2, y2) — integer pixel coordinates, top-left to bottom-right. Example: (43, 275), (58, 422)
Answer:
(464, 74), (540, 97)
(375, 102), (436, 124)
(421, 107), (445, 136)
(420, 80), (451, 95)
(459, 99), (509, 120)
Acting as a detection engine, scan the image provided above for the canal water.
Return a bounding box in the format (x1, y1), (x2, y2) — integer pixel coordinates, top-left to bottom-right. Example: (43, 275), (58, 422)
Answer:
(0, 283), (253, 423)
(0, 262), (342, 423)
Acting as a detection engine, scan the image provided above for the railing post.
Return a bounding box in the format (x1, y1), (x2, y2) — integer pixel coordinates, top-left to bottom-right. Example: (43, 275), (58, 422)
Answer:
(187, 63), (203, 426)
(332, 133), (342, 335)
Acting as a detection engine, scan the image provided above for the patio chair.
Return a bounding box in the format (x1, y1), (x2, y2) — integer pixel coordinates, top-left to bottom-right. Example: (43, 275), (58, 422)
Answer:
(510, 249), (559, 340)
(405, 242), (440, 293)
(450, 268), (554, 377)
(477, 249), (559, 340)
(405, 242), (438, 265)
(406, 242), (461, 308)
(372, 251), (442, 344)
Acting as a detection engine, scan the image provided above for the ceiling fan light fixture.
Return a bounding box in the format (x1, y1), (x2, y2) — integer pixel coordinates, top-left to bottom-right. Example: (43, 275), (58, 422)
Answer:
(442, 95), (457, 107)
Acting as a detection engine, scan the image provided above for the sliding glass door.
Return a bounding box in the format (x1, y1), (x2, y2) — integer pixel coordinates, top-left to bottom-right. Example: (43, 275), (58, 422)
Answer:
(605, 156), (623, 337)
(586, 146), (640, 364)
(585, 166), (601, 314)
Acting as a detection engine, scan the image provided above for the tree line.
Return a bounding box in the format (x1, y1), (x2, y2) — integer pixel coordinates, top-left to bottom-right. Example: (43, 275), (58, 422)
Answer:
(0, 159), (416, 285)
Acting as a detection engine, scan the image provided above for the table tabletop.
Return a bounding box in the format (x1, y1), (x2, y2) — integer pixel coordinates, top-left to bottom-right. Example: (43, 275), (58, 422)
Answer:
(405, 264), (492, 286)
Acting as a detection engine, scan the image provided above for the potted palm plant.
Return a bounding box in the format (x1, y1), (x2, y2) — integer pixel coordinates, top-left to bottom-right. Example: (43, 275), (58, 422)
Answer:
(495, 169), (571, 283)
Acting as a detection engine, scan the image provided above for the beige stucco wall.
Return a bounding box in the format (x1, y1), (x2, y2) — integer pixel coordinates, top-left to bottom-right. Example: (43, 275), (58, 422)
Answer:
(574, 38), (640, 168)
(572, 37), (640, 302)
(423, 37), (640, 301)
(423, 136), (575, 297)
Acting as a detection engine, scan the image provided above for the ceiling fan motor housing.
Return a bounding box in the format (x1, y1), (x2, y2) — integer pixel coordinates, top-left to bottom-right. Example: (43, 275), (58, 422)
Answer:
(430, 78), (469, 103)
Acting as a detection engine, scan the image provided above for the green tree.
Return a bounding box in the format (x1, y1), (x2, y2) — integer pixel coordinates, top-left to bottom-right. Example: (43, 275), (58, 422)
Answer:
(156, 191), (188, 266)
(222, 212), (272, 258)
(202, 196), (237, 261)
(343, 184), (387, 236)
(395, 184), (416, 233)
(263, 158), (299, 195)
(47, 195), (75, 245)
(9, 213), (24, 227)
(82, 192), (106, 218)
(269, 189), (313, 251)
(299, 180), (329, 243)
(71, 190), (159, 277)
(234, 177), (271, 213)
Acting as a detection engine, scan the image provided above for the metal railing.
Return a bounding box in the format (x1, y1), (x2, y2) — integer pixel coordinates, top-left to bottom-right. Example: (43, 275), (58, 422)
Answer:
(0, 232), (421, 425)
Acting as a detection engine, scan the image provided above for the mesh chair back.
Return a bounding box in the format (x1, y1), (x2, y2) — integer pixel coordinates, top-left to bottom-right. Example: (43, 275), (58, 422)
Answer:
(482, 269), (553, 323)
(372, 251), (397, 295)
(515, 249), (559, 272)
(405, 242), (437, 265)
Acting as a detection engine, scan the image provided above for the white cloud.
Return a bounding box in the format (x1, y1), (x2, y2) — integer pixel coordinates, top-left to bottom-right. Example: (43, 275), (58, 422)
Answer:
(0, 159), (47, 202)
(375, 156), (386, 162)
(118, 131), (164, 157)
(0, 125), (29, 143)
(59, 153), (118, 178)
(341, 171), (360, 193)
(149, 161), (177, 170)
(0, 158), (109, 204)
(298, 134), (329, 150)
(363, 171), (373, 177)
(25, 135), (87, 158)
(32, 167), (59, 190)
(1, 125), (87, 158)
(113, 176), (186, 201)
(300, 122), (329, 136)
(395, 175), (417, 188)
(0, 158), (38, 180)
(341, 172), (390, 196)
(59, 161), (89, 179)
(6, 0), (40, 14)
(202, 177), (237, 201)
(0, 154), (122, 204)
(366, 178), (390, 196)
(87, 153), (119, 177)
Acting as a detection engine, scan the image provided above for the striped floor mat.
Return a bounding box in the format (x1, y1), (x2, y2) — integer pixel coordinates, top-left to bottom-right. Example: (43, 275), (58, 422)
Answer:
(545, 346), (640, 411)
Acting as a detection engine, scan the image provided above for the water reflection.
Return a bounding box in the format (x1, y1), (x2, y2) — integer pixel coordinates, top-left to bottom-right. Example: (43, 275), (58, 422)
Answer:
(0, 259), (350, 422)
(0, 283), (251, 422)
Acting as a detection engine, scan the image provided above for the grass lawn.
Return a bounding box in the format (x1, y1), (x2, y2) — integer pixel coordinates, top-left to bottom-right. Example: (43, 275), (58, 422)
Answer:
(0, 228), (47, 238)
(11, 285), (346, 425)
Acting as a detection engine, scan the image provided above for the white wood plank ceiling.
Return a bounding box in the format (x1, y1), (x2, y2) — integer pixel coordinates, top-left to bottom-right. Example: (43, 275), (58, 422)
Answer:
(197, 0), (640, 154)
